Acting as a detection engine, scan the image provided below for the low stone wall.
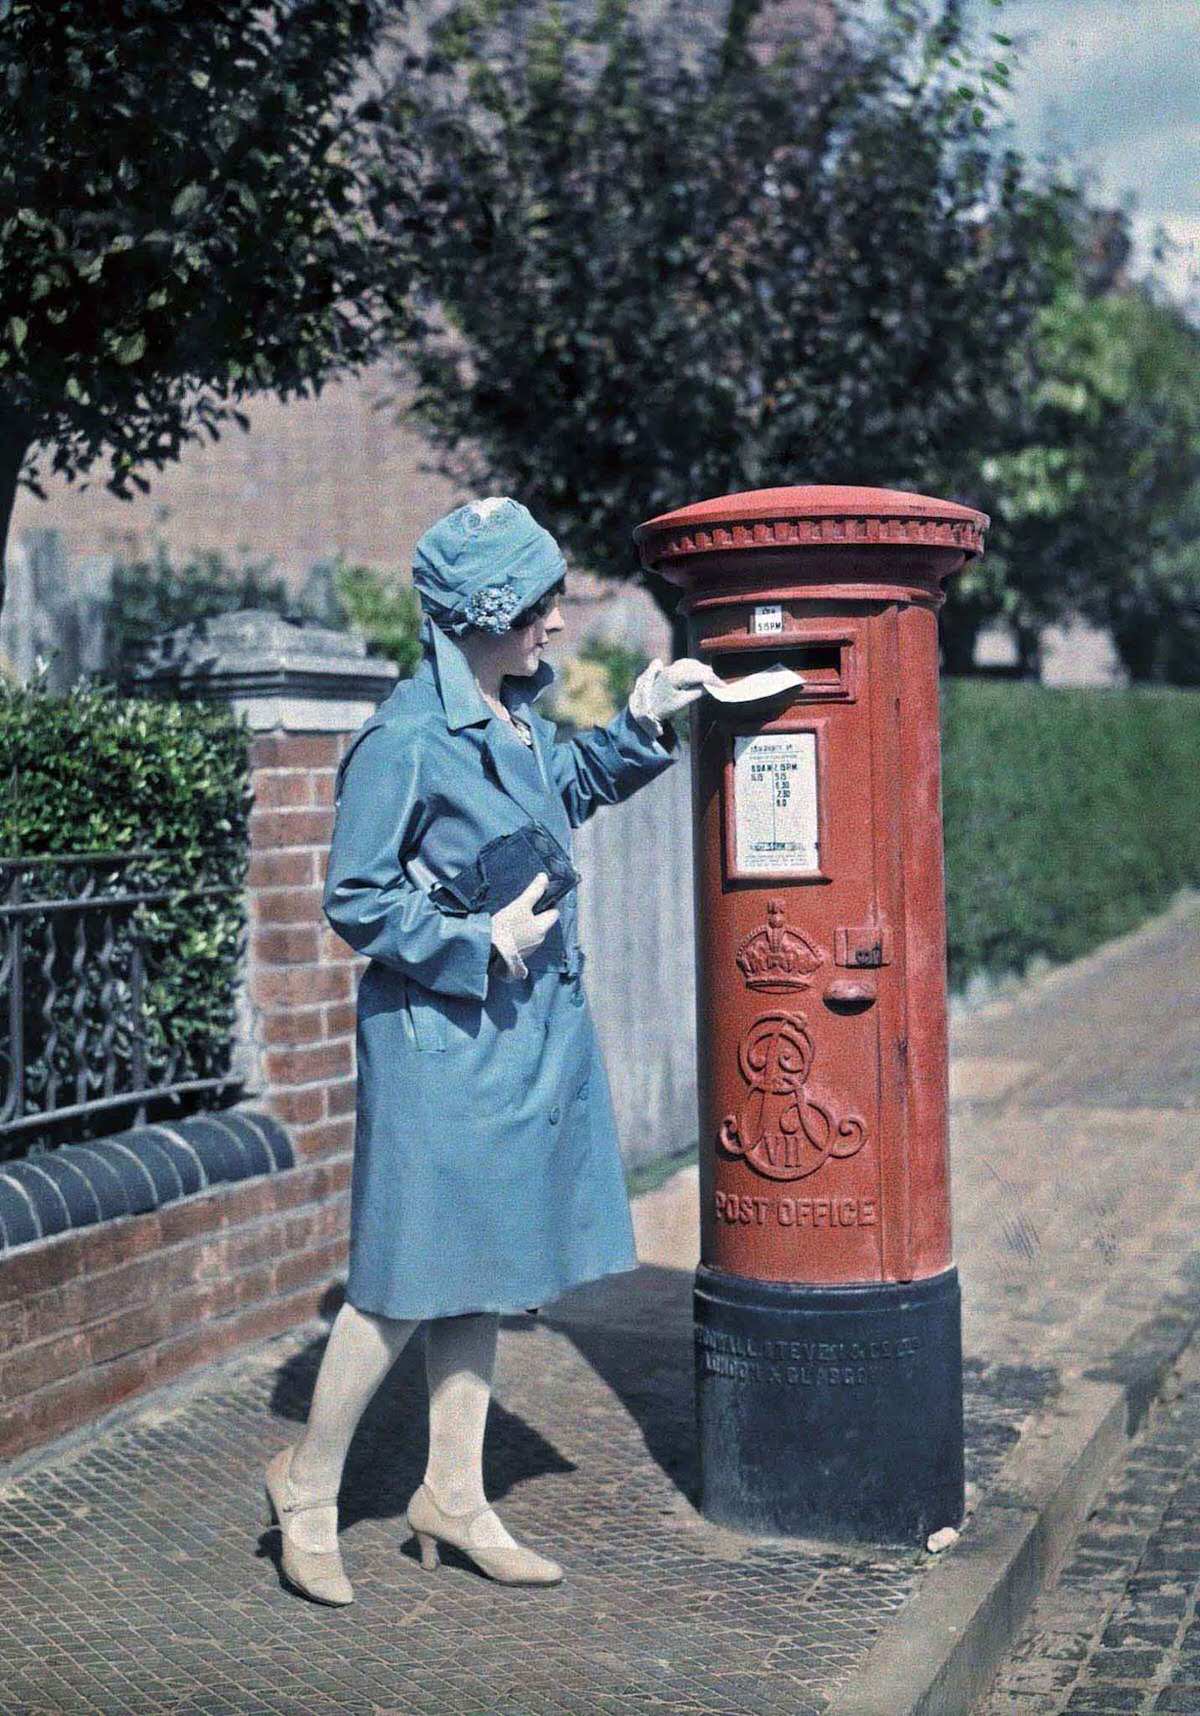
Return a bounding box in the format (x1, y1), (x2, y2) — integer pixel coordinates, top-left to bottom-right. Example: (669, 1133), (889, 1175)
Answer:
(0, 1119), (349, 1465)
(0, 1112), (295, 1249)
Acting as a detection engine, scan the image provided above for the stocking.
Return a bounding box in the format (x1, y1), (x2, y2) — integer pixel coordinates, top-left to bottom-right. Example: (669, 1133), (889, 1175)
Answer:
(286, 1299), (418, 1551)
(422, 1311), (521, 1550)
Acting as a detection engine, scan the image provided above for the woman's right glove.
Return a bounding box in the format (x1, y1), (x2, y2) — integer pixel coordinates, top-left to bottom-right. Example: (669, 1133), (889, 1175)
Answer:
(628, 657), (723, 737)
(489, 872), (560, 981)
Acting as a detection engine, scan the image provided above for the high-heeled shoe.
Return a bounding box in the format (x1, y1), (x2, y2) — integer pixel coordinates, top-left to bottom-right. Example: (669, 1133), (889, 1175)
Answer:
(263, 1444), (354, 1606)
(405, 1482), (563, 1586)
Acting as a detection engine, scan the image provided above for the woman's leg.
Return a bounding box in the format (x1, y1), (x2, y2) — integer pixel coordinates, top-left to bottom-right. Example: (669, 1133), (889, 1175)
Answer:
(285, 1299), (419, 1551)
(422, 1311), (521, 1550)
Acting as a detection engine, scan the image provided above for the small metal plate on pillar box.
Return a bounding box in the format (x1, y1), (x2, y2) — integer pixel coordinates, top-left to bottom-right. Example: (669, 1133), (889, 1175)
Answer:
(836, 925), (893, 968)
(751, 604), (784, 636)
(733, 732), (819, 874)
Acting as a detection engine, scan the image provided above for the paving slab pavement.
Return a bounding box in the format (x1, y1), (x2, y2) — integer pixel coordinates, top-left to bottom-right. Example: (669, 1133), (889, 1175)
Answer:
(0, 894), (1197, 1716)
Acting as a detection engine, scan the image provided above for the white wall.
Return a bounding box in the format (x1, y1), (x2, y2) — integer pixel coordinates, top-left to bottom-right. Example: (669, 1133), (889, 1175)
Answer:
(572, 756), (699, 1167)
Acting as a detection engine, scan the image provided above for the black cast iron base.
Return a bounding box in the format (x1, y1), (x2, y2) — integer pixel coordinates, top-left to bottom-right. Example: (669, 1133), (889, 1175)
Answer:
(694, 1263), (964, 1545)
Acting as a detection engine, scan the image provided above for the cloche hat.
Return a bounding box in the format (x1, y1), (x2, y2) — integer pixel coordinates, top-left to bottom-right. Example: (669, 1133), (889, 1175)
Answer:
(411, 497), (567, 637)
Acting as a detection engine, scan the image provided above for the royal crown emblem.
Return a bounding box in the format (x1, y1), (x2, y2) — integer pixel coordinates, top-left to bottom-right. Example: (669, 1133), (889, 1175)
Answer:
(735, 899), (825, 992)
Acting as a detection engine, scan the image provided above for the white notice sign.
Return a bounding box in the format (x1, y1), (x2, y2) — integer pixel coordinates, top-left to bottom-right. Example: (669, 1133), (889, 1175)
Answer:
(733, 732), (820, 874)
(751, 604), (784, 636)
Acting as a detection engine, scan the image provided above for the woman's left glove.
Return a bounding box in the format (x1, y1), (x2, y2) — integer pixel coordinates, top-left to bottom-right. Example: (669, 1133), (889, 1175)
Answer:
(628, 658), (723, 738)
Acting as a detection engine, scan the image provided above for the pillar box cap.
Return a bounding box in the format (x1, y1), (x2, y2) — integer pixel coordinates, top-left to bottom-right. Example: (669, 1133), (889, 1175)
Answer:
(634, 484), (988, 603)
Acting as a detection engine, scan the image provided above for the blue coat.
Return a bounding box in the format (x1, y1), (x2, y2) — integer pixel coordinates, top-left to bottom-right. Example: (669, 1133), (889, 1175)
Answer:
(322, 620), (681, 1319)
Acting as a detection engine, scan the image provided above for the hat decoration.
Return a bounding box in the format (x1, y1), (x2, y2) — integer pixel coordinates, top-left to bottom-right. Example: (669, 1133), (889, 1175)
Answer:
(463, 581), (524, 633)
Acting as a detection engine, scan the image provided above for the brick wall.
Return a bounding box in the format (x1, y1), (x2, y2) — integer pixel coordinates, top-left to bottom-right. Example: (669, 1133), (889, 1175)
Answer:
(6, 369), (459, 578)
(0, 1150), (350, 1464)
(245, 730), (365, 1162)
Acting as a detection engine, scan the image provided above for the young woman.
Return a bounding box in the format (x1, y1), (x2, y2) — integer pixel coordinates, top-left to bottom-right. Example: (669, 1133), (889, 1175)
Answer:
(263, 497), (718, 1604)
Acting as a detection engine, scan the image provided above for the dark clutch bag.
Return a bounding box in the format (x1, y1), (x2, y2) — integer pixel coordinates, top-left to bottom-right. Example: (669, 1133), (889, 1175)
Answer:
(428, 823), (579, 917)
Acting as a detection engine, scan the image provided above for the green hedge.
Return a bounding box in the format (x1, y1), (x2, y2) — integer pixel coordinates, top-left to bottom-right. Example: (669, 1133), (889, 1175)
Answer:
(942, 679), (1200, 991)
(1, 672), (252, 1147)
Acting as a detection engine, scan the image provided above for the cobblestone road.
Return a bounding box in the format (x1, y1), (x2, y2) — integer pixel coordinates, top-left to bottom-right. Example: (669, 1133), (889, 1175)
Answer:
(977, 1363), (1200, 1715)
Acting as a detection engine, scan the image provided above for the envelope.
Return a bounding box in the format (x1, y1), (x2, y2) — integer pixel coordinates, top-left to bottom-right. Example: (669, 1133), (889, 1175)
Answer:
(702, 664), (805, 704)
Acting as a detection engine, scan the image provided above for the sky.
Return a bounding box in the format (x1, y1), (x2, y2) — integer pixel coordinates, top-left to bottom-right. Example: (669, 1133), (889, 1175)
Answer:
(982, 0), (1200, 307)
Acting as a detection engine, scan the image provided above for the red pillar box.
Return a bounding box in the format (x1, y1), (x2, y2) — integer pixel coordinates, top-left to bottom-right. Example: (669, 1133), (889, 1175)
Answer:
(634, 485), (988, 1544)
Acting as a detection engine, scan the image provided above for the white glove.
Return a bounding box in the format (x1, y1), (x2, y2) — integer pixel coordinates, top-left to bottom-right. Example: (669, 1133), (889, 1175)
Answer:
(628, 657), (723, 737)
(489, 872), (559, 981)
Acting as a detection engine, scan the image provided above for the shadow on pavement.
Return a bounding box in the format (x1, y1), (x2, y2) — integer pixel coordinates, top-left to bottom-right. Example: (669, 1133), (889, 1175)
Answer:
(262, 1264), (699, 1535)
(521, 1261), (699, 1502)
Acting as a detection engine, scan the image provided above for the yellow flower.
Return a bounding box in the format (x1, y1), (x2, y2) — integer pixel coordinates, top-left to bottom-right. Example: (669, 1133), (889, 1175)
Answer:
(548, 657), (616, 727)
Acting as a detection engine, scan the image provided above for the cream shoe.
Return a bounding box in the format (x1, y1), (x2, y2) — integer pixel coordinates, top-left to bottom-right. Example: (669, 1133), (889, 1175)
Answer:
(263, 1445), (354, 1606)
(405, 1482), (563, 1586)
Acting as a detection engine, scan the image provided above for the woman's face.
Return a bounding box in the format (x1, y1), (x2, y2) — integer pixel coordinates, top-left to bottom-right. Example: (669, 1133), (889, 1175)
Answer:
(499, 583), (567, 678)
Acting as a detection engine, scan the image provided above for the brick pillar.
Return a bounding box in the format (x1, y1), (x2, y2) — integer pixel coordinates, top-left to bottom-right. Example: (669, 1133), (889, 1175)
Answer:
(132, 609), (398, 1162)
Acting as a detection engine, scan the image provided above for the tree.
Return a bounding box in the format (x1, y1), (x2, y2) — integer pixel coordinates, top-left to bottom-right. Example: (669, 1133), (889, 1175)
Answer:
(976, 277), (1200, 682)
(0, 0), (417, 615)
(381, 0), (1073, 646)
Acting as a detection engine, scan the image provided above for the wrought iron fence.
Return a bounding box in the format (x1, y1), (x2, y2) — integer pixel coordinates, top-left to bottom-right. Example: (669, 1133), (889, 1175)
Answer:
(0, 848), (246, 1161)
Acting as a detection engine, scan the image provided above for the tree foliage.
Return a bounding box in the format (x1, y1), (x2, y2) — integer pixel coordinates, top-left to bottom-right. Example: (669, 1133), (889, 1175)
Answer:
(324, 560), (427, 678)
(0, 0), (417, 604)
(383, 0), (1074, 634)
(102, 544), (300, 688)
(976, 280), (1200, 682)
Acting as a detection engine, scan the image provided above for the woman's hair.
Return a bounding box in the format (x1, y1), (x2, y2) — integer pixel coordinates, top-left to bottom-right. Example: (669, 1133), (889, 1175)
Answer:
(512, 577), (566, 629)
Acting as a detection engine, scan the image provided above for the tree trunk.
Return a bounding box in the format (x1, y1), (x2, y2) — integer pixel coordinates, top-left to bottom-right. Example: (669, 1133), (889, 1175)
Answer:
(938, 606), (984, 677)
(1013, 622), (1044, 681)
(1110, 614), (1167, 684)
(0, 413), (33, 626)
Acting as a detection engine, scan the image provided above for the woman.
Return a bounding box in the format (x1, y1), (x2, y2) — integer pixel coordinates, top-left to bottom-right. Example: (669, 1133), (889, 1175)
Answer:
(263, 497), (718, 1605)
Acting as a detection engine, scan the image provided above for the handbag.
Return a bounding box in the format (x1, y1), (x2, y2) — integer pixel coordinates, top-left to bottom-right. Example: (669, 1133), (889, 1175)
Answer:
(428, 822), (580, 918)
